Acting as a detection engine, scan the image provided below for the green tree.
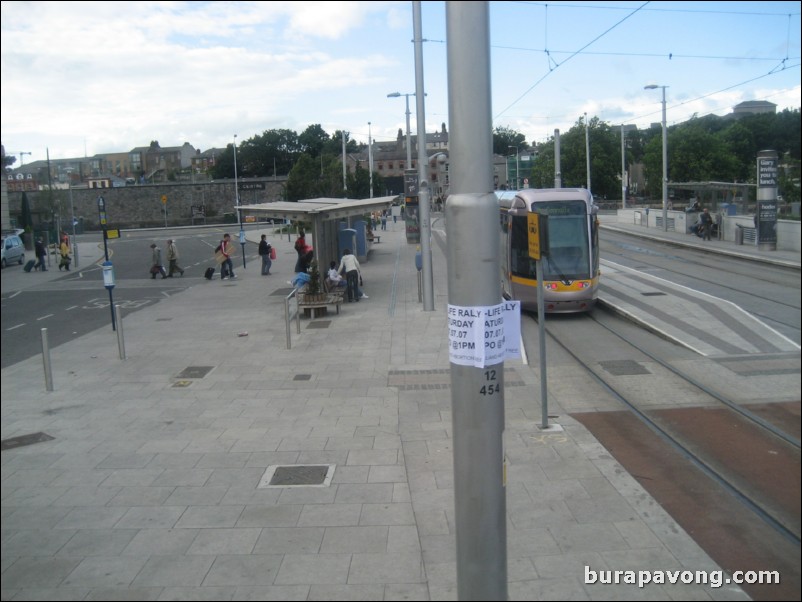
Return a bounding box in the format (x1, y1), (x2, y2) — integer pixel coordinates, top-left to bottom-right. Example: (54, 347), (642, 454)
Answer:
(493, 126), (526, 156)
(19, 192), (33, 231)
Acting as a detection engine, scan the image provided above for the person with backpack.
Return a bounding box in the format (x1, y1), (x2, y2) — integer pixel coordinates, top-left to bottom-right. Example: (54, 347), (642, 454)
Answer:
(258, 234), (273, 275)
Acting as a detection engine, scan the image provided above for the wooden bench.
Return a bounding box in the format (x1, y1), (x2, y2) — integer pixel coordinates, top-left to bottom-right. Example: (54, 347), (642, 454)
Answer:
(297, 291), (343, 318)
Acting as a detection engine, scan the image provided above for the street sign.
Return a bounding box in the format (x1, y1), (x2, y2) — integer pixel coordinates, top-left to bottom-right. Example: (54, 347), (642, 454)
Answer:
(97, 196), (107, 226)
(527, 213), (541, 260)
(161, 195), (167, 204)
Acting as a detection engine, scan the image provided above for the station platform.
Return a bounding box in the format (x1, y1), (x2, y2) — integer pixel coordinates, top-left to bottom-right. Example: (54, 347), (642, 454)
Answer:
(1, 213), (798, 599)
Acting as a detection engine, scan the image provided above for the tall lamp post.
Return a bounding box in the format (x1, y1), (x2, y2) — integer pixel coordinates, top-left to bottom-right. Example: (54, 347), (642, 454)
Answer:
(65, 168), (79, 268)
(233, 134), (246, 267)
(368, 121), (374, 198)
(508, 145), (519, 189)
(645, 84), (668, 231)
(386, 92), (427, 168)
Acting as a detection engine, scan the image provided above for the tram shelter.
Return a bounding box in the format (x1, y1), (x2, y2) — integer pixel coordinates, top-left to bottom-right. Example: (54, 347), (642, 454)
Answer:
(238, 196), (398, 268)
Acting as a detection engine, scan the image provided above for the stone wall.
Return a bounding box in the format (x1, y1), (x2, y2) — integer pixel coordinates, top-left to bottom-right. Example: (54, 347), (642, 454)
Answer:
(6, 178), (287, 231)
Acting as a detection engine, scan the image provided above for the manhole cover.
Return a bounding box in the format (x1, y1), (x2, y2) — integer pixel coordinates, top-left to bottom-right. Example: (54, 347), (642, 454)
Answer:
(1, 432), (55, 451)
(599, 360), (651, 376)
(176, 366), (214, 379)
(258, 464), (335, 488)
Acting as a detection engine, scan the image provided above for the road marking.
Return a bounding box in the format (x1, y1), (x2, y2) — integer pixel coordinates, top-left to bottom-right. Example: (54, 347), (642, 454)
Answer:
(36, 314), (54, 321)
(6, 324), (25, 331)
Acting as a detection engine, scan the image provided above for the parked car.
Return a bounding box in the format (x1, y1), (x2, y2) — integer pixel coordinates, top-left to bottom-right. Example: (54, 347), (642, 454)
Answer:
(1, 234), (26, 268)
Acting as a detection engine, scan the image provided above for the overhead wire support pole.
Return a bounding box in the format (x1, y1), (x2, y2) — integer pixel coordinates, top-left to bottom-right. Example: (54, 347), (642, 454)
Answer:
(445, 2), (507, 599)
(413, 1), (434, 312)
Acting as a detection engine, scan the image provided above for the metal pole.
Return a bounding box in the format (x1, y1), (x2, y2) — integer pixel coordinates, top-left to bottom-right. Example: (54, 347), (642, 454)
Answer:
(234, 134), (247, 268)
(342, 131), (348, 196)
(115, 304), (126, 360)
(585, 112), (591, 192)
(621, 124), (627, 210)
(445, 3), (507, 599)
(368, 122), (374, 198)
(68, 174), (79, 268)
(405, 94), (412, 167)
(413, 1), (434, 312)
(536, 261), (548, 428)
(661, 87), (668, 231)
(41, 328), (54, 392)
(554, 129), (561, 188)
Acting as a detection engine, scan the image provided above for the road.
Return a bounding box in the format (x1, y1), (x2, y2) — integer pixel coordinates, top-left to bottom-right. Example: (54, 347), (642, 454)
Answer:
(0, 225), (273, 369)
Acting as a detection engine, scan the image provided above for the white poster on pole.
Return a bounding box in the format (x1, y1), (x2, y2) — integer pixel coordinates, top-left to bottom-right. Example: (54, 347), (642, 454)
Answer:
(447, 301), (521, 368)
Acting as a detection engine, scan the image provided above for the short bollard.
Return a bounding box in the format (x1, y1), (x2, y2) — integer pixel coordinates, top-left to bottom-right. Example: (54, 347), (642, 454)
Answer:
(115, 304), (126, 359)
(41, 328), (54, 391)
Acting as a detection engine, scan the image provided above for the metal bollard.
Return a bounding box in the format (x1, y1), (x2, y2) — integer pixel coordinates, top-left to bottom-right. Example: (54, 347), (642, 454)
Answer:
(41, 328), (54, 391)
(115, 304), (126, 359)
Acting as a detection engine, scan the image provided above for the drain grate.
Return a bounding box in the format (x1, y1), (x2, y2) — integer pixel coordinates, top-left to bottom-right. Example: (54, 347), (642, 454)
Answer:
(271, 288), (296, 296)
(599, 360), (651, 376)
(641, 292), (666, 297)
(258, 464), (335, 488)
(294, 374), (312, 381)
(307, 321), (331, 329)
(1, 432), (55, 451)
(156, 317), (174, 321)
(176, 366), (214, 379)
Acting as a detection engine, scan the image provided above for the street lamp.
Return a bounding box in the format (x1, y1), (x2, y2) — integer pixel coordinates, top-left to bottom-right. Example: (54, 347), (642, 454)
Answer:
(387, 92), (426, 168)
(65, 167), (79, 268)
(508, 146), (519, 189)
(644, 84), (669, 231)
(233, 134), (246, 267)
(368, 121), (374, 199)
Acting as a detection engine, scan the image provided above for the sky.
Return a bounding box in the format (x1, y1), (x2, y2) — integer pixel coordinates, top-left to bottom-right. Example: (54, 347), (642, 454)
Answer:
(2, 1), (800, 168)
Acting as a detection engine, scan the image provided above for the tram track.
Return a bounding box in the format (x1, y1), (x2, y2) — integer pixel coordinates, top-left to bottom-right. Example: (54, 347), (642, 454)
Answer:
(524, 309), (801, 598)
(601, 235), (801, 315)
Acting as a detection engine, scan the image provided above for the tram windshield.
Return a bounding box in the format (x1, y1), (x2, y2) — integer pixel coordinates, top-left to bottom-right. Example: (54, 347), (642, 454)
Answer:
(510, 200), (590, 281)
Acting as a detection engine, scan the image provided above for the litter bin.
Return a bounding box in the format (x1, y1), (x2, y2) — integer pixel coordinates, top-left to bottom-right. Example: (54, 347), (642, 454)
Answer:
(735, 224), (743, 245)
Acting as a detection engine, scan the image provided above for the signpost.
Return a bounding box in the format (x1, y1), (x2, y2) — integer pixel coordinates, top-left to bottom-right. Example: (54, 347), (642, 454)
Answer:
(756, 150), (778, 252)
(97, 196), (116, 331)
(529, 213), (551, 428)
(162, 195), (168, 228)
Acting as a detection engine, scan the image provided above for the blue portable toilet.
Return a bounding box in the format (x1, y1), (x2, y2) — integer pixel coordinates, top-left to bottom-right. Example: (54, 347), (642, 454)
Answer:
(353, 219), (368, 260)
(338, 228), (357, 262)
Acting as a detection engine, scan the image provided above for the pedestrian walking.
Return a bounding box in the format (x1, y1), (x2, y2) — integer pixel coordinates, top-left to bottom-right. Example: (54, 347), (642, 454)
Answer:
(150, 243), (167, 278)
(217, 233), (235, 280)
(294, 229), (307, 273)
(59, 237), (71, 271)
(166, 239), (185, 277)
(258, 234), (273, 275)
(34, 238), (48, 271)
(337, 248), (362, 303)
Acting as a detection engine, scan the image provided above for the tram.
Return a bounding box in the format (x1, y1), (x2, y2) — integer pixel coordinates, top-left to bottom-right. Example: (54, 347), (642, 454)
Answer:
(497, 188), (600, 313)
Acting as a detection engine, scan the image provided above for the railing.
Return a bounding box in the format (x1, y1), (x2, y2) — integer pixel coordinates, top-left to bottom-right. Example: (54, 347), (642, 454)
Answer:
(284, 288), (302, 349)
